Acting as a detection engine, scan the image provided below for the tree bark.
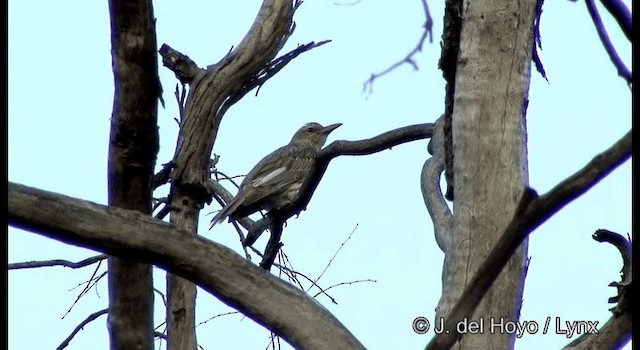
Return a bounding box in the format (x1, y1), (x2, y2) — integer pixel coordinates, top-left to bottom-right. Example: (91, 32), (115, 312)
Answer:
(163, 2), (295, 348)
(107, 1), (160, 349)
(8, 182), (365, 350)
(436, 0), (538, 348)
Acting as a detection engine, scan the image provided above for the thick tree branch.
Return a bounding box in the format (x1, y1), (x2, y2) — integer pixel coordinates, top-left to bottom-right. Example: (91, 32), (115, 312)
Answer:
(426, 130), (631, 350)
(8, 255), (107, 270)
(8, 182), (364, 350)
(563, 312), (631, 349)
(164, 0), (296, 204)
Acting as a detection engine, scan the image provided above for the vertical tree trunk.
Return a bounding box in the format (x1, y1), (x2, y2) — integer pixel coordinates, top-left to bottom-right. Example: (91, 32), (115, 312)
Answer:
(437, 0), (538, 348)
(107, 1), (160, 349)
(166, 201), (198, 350)
(163, 1), (294, 349)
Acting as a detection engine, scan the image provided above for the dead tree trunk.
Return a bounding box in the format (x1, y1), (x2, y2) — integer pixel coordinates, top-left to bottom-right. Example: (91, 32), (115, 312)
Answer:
(162, 1), (295, 348)
(430, 0), (538, 348)
(107, 1), (160, 349)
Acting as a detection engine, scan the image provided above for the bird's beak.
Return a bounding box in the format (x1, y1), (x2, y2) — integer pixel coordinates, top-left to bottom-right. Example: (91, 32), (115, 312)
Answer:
(320, 123), (342, 134)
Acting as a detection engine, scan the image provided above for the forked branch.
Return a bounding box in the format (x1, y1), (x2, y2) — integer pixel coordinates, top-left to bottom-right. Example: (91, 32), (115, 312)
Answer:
(426, 130), (631, 350)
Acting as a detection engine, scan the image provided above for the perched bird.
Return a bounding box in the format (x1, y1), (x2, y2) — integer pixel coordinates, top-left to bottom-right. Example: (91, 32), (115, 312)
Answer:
(211, 122), (342, 228)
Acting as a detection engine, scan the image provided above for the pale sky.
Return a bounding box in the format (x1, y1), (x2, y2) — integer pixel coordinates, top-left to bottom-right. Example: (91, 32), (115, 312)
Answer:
(8, 1), (631, 349)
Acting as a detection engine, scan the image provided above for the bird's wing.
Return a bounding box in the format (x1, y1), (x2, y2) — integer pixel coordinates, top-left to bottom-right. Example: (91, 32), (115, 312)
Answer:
(211, 145), (318, 226)
(237, 146), (316, 208)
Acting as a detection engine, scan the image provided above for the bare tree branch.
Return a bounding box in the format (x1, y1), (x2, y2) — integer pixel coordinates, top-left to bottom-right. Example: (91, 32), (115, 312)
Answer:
(210, 123), (435, 254)
(153, 161), (175, 189)
(160, 2), (300, 347)
(8, 254), (107, 270)
(591, 229), (631, 314)
(320, 123), (434, 158)
(107, 1), (160, 348)
(426, 130), (631, 350)
(197, 311), (240, 327)
(8, 182), (365, 350)
(220, 40), (332, 117)
(421, 116), (452, 252)
(597, 0), (631, 41)
(312, 224), (359, 285)
(563, 229), (631, 349)
(312, 279), (377, 298)
(57, 309), (108, 350)
(63, 268), (107, 319)
(363, 0), (433, 93)
(158, 45), (200, 85)
(584, 0), (632, 85)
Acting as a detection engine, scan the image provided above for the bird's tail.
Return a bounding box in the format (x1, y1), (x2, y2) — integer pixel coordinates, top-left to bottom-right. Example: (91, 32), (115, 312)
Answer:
(210, 198), (241, 229)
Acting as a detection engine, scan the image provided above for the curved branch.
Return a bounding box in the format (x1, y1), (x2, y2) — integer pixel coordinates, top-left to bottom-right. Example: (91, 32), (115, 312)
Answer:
(421, 118), (452, 252)
(585, 0), (632, 85)
(592, 229), (632, 315)
(563, 229), (632, 349)
(8, 254), (107, 270)
(598, 0), (631, 41)
(166, 0), (296, 203)
(211, 122), (436, 245)
(319, 123), (434, 159)
(57, 309), (108, 350)
(8, 182), (364, 350)
(426, 130), (631, 350)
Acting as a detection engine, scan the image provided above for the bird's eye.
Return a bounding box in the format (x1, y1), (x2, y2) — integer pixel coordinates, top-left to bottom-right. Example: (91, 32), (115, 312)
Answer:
(306, 127), (314, 133)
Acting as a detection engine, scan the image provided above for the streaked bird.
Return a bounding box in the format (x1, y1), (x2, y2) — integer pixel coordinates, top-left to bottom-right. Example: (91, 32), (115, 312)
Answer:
(211, 122), (342, 229)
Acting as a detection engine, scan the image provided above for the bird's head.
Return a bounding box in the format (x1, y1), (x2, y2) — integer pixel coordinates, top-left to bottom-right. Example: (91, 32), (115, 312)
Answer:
(290, 122), (342, 149)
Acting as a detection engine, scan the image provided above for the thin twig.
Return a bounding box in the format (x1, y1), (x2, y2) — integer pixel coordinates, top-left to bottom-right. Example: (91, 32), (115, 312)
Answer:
(56, 309), (108, 350)
(196, 311), (239, 326)
(312, 279), (377, 298)
(312, 224), (358, 285)
(154, 287), (168, 307)
(232, 220), (251, 259)
(63, 267), (107, 319)
(363, 0), (433, 94)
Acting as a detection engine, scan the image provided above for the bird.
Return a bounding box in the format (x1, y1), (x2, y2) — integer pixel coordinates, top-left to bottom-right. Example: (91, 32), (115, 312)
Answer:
(210, 122), (342, 228)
